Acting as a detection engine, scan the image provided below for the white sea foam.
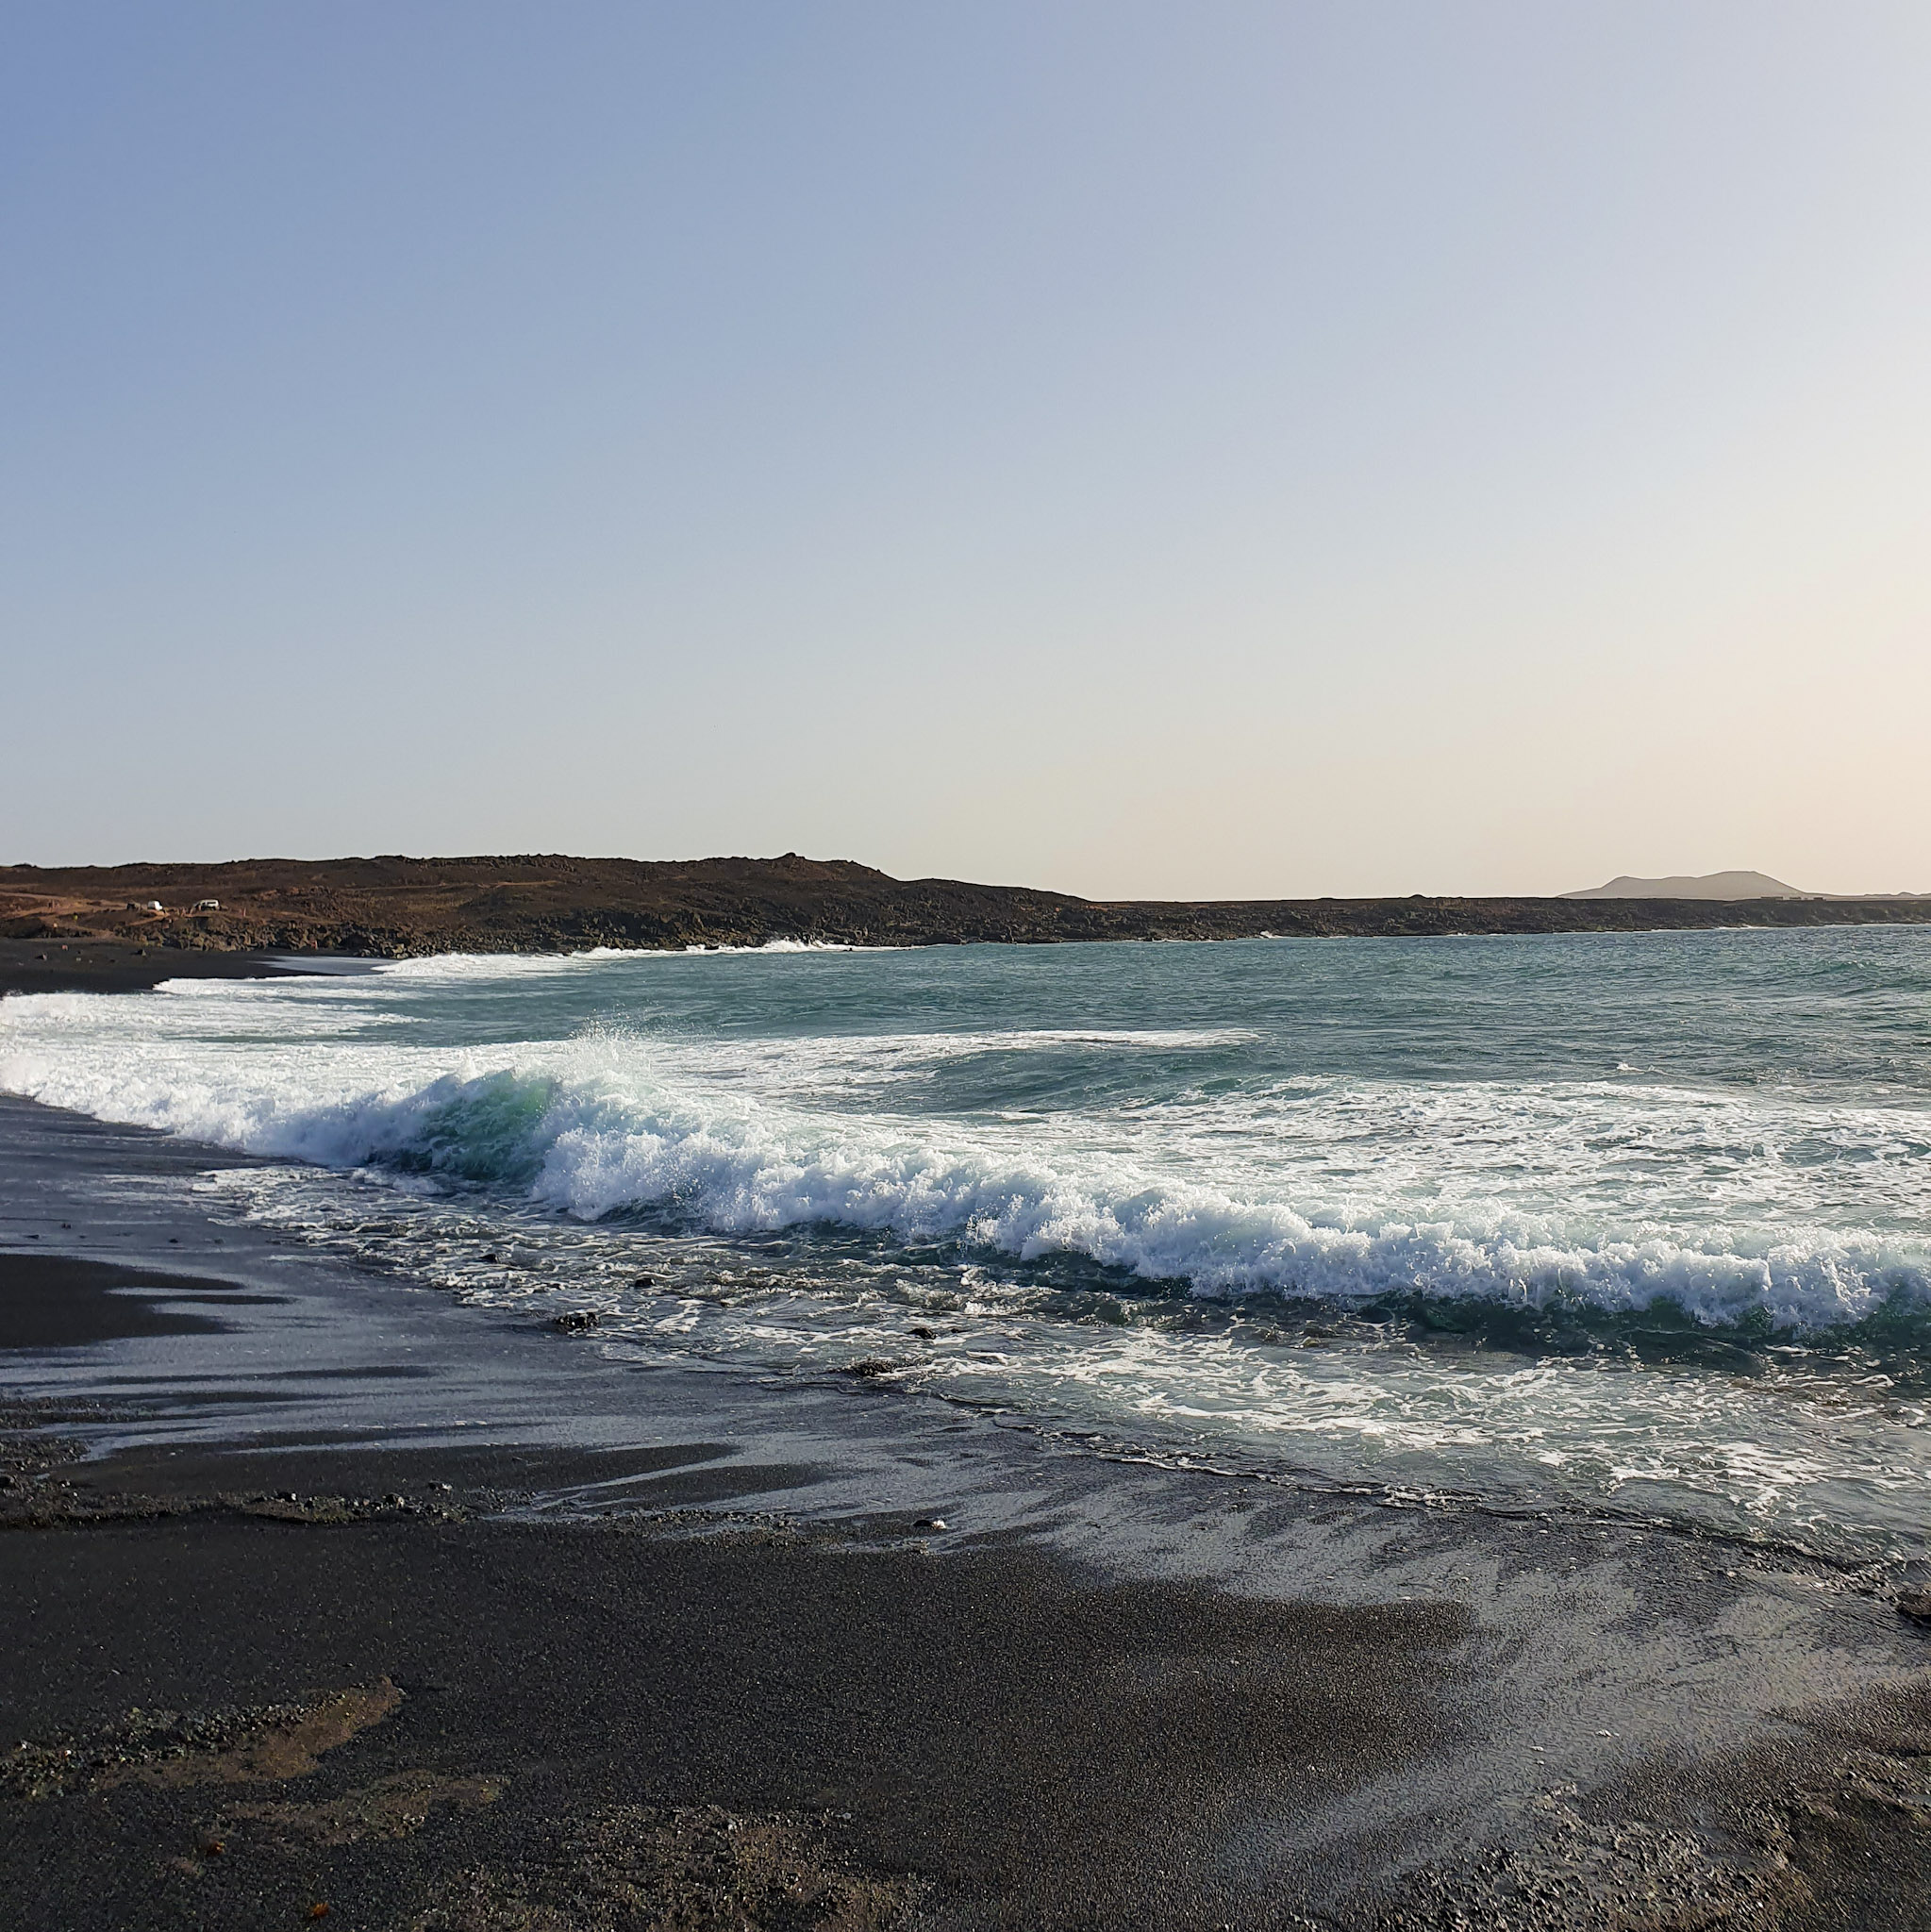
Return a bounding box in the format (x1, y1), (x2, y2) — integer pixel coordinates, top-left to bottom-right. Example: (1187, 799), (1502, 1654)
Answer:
(17, 933), (1931, 1558)
(5, 975), (1926, 1335)
(365, 940), (899, 978)
(182, 1155), (1931, 1561)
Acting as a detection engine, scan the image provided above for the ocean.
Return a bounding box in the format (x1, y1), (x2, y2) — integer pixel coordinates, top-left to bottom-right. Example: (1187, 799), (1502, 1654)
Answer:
(5, 928), (1928, 1569)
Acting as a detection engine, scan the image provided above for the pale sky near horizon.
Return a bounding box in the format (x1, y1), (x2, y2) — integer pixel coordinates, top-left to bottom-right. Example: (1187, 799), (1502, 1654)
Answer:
(5, 3), (1927, 898)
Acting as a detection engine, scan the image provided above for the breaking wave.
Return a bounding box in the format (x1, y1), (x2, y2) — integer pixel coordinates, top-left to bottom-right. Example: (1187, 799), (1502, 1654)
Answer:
(5, 1015), (1925, 1338)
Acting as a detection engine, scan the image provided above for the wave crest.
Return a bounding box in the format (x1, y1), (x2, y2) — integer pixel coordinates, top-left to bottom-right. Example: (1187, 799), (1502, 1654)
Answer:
(8, 1026), (1921, 1335)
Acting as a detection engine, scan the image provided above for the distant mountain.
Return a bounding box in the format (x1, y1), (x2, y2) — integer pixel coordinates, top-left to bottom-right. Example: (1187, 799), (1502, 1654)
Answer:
(1562, 871), (1801, 901)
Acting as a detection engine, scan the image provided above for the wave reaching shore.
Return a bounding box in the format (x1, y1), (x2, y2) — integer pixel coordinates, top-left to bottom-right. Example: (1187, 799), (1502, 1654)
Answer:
(6, 929), (1931, 1560)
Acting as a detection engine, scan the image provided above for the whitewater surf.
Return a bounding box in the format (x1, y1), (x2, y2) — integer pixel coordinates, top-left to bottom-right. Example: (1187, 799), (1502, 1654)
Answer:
(6, 927), (1928, 1566)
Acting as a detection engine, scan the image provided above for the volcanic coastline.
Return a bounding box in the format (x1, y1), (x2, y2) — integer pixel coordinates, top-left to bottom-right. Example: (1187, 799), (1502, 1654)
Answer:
(7, 852), (1931, 971)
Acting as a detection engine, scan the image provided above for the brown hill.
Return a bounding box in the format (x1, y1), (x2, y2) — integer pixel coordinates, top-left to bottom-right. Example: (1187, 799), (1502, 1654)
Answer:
(1562, 870), (1802, 900)
(5, 854), (1931, 959)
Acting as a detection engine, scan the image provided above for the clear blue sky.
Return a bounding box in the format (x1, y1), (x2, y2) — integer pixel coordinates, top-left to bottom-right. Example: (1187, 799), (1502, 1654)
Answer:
(5, 3), (1927, 895)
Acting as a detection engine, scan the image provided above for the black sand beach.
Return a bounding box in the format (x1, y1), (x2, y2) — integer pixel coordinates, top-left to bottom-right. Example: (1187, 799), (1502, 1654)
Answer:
(0, 937), (304, 998)
(4, 1093), (1930, 1929)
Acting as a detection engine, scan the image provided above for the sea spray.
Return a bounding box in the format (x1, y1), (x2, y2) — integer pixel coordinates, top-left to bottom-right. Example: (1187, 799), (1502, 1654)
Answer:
(8, 929), (1931, 1557)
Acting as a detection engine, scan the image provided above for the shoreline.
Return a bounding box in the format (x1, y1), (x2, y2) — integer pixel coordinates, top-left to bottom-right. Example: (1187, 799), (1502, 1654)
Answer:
(3, 1094), (1930, 1926)
(8, 853), (1931, 965)
(8, 917), (1931, 1006)
(0, 938), (306, 998)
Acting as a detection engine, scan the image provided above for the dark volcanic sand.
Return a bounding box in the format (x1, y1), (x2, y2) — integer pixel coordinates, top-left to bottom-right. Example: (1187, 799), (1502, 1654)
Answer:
(0, 937), (302, 997)
(0, 1254), (285, 1351)
(1, 1453), (1461, 1931)
(3, 1104), (1931, 1928)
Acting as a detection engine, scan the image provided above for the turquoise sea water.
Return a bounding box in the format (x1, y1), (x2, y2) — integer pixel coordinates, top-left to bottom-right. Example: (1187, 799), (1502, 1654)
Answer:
(6, 929), (1930, 1563)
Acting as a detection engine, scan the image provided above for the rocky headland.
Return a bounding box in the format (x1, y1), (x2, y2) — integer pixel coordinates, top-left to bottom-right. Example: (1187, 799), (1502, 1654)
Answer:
(7, 853), (1931, 962)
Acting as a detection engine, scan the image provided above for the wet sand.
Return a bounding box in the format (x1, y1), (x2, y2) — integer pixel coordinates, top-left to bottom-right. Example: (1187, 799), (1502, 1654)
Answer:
(3, 1094), (1930, 1928)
